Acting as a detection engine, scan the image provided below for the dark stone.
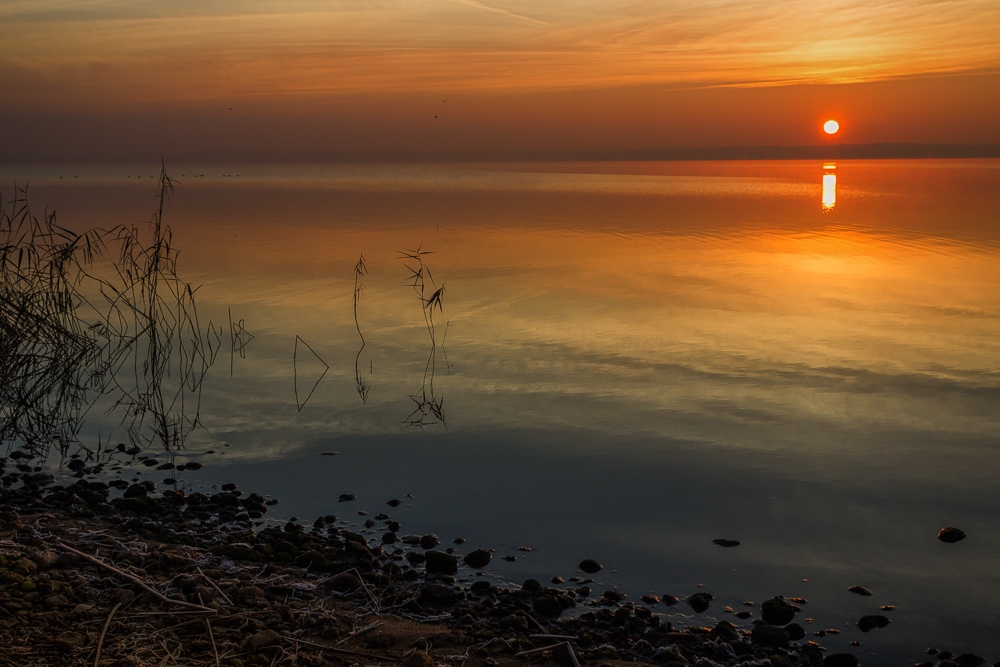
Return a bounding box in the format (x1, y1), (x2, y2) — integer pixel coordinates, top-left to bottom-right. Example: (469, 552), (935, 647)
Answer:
(534, 595), (563, 617)
(686, 592), (713, 613)
(751, 623), (789, 647)
(419, 584), (460, 605)
(579, 559), (602, 574)
(734, 610), (752, 619)
(338, 494), (355, 502)
(761, 596), (797, 625)
(221, 483), (237, 491)
(712, 538), (742, 547)
(713, 621), (739, 640)
(123, 483), (148, 498)
(602, 588), (626, 603)
(425, 550), (458, 574)
(641, 594), (660, 604)
(661, 594), (679, 606)
(938, 526), (967, 543)
(210, 492), (240, 507)
(420, 534), (441, 549)
(184, 461), (203, 470)
(857, 614), (890, 632)
(847, 585), (873, 596)
(786, 623), (806, 640)
(406, 552), (425, 565)
(387, 521), (401, 532)
(387, 499), (403, 507)
(382, 532), (397, 544)
(521, 579), (543, 594)
(463, 548), (492, 569)
(823, 654), (859, 667)
(67, 459), (86, 472)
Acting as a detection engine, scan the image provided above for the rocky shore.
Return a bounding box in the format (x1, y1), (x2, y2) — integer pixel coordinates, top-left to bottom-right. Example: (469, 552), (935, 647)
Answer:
(0, 454), (988, 667)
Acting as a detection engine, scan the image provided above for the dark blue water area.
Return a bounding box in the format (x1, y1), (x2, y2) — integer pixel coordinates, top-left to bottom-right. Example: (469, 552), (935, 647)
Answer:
(181, 426), (1000, 664)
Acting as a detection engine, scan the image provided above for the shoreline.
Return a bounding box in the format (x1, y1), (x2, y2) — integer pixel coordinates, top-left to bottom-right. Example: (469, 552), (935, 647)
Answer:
(2, 454), (966, 667)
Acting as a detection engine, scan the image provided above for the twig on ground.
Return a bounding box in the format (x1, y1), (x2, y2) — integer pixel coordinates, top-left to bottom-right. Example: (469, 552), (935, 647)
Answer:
(197, 566), (234, 606)
(56, 542), (216, 613)
(94, 601), (122, 667)
(285, 636), (402, 662)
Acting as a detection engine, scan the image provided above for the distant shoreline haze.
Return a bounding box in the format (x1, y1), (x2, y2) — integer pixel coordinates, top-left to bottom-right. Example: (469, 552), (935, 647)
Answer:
(2, 144), (999, 165)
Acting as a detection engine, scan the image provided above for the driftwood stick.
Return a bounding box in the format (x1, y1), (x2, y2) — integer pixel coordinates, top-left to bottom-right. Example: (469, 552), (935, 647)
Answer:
(284, 636), (402, 662)
(529, 634), (579, 641)
(516, 641), (582, 667)
(56, 542), (215, 614)
(94, 602), (122, 667)
(197, 566), (234, 606)
(199, 593), (221, 667)
(516, 642), (566, 657)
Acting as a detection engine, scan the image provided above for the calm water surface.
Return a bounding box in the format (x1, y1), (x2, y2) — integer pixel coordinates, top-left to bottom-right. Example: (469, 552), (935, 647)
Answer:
(5, 160), (1000, 663)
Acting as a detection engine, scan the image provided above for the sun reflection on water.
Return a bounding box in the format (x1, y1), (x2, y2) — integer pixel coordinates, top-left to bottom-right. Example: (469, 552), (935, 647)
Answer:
(822, 163), (837, 211)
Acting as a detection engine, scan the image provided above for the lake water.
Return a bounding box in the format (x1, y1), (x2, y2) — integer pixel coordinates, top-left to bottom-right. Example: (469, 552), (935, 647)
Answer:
(4, 159), (1000, 663)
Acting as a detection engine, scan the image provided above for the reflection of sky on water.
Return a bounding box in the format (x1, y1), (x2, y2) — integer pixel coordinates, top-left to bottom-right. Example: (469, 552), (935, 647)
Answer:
(11, 160), (1000, 662)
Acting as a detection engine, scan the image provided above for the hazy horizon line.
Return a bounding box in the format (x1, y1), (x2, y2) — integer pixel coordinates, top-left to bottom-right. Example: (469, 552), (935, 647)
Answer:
(3, 142), (999, 165)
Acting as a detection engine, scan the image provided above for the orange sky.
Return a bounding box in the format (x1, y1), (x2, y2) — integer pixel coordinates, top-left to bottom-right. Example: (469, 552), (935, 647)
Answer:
(2, 1), (999, 160)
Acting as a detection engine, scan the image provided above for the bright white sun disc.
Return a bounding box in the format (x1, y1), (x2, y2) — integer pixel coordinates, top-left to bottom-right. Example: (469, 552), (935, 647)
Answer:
(823, 120), (840, 134)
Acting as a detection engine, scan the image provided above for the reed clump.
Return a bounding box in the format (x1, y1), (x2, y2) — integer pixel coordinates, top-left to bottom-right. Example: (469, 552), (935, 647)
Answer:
(0, 163), (220, 460)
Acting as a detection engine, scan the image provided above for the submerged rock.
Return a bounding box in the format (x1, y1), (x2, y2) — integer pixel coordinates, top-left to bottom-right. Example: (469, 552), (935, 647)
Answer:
(712, 538), (742, 547)
(857, 614), (891, 632)
(938, 526), (967, 543)
(686, 592), (713, 613)
(579, 559), (602, 574)
(463, 549), (491, 569)
(761, 596), (797, 625)
(847, 585), (873, 596)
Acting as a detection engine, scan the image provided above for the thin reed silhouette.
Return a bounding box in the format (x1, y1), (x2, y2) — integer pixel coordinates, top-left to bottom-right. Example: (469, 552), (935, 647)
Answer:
(293, 335), (328, 412)
(398, 246), (446, 428)
(353, 253), (371, 403)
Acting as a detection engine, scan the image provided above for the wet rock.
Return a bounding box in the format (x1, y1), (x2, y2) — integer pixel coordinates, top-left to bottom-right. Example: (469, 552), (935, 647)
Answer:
(857, 614), (890, 632)
(823, 654), (860, 667)
(686, 592), (713, 613)
(329, 572), (363, 593)
(424, 550), (458, 575)
(954, 656), (986, 667)
(579, 559), (602, 574)
(338, 494), (355, 502)
(551, 576), (564, 584)
(123, 483), (148, 498)
(386, 499), (403, 507)
(534, 595), (563, 617)
(522, 579), (543, 594)
(641, 594), (660, 604)
(602, 588), (626, 603)
(501, 614), (529, 632)
(734, 610), (752, 619)
(761, 596), (797, 625)
(847, 585), (873, 596)
(712, 538), (742, 547)
(786, 623), (806, 640)
(420, 534), (441, 550)
(938, 527), (967, 543)
(751, 623), (789, 647)
(463, 549), (491, 569)
(387, 521), (401, 532)
(184, 461), (203, 470)
(382, 532), (397, 544)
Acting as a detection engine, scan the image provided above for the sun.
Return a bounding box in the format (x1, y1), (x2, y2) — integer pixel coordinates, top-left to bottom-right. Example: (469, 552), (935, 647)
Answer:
(823, 120), (840, 135)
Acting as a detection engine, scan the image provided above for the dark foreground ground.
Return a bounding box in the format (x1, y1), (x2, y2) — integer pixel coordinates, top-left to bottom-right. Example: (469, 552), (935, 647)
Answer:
(0, 455), (986, 667)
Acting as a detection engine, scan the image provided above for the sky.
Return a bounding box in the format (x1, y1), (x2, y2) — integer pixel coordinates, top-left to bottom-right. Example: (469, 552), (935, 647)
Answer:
(2, 0), (999, 161)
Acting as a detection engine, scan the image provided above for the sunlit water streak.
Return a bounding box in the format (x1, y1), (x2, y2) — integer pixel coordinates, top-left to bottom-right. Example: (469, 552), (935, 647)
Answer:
(3, 159), (1000, 663)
